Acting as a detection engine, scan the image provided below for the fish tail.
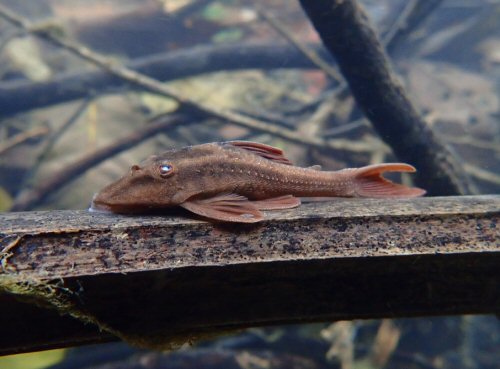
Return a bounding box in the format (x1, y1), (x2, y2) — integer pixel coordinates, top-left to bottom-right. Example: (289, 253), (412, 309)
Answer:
(353, 163), (426, 198)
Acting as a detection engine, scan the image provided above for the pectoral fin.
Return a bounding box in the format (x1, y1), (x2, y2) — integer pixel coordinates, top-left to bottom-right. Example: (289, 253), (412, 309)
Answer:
(252, 195), (301, 210)
(226, 141), (293, 165)
(180, 193), (263, 223)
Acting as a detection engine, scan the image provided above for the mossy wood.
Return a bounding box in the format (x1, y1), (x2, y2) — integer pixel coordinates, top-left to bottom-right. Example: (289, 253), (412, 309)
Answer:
(0, 195), (498, 355)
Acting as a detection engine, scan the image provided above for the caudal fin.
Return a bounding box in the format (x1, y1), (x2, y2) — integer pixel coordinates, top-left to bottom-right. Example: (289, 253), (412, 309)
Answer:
(354, 163), (426, 198)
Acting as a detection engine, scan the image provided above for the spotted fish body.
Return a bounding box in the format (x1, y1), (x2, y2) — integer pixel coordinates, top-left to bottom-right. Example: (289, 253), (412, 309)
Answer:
(91, 141), (425, 222)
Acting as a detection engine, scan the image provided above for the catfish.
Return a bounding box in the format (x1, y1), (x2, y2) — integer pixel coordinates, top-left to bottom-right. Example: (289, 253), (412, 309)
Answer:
(91, 141), (425, 222)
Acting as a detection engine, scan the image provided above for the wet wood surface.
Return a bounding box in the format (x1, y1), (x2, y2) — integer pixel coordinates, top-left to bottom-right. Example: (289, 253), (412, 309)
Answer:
(0, 195), (498, 355)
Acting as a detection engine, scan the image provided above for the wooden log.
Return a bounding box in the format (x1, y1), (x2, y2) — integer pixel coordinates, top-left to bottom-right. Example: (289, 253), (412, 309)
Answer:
(0, 195), (498, 355)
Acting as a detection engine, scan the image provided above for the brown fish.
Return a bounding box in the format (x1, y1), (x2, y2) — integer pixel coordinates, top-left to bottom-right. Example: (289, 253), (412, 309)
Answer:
(91, 141), (425, 222)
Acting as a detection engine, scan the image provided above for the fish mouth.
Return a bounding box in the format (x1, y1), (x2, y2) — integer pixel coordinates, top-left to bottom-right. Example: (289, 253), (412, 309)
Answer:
(89, 203), (113, 213)
(89, 193), (169, 214)
(89, 193), (114, 213)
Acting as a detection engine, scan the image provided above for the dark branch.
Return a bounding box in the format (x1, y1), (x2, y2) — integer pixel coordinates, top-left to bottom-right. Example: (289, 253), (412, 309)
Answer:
(298, 0), (476, 195)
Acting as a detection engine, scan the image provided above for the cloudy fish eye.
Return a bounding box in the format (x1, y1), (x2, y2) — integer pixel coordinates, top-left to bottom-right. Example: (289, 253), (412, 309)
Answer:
(159, 163), (174, 177)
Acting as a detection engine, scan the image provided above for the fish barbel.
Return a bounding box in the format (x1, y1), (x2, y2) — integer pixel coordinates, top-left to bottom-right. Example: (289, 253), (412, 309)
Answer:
(91, 141), (425, 222)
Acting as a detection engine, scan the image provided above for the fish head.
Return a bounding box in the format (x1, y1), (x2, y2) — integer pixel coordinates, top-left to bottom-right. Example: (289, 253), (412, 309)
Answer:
(90, 150), (189, 214)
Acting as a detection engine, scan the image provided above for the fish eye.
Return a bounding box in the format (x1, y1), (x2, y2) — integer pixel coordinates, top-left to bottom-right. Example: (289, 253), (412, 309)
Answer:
(159, 163), (174, 177)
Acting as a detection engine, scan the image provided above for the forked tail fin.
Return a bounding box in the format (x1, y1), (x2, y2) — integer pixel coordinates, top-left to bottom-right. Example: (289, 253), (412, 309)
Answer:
(354, 163), (426, 198)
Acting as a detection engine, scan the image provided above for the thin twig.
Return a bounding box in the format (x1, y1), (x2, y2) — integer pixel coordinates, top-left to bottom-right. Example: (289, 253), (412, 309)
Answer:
(463, 164), (500, 185)
(256, 7), (343, 83)
(20, 98), (93, 189)
(297, 97), (338, 138)
(442, 135), (500, 152)
(232, 109), (296, 129)
(383, 0), (445, 52)
(0, 125), (49, 155)
(323, 119), (369, 138)
(382, 0), (421, 49)
(283, 90), (334, 116)
(328, 135), (389, 153)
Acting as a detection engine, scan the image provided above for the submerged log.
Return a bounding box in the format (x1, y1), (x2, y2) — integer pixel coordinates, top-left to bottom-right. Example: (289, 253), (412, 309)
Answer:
(0, 195), (498, 355)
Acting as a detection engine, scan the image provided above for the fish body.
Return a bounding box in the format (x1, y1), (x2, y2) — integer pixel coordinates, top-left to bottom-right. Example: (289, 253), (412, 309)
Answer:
(91, 141), (425, 222)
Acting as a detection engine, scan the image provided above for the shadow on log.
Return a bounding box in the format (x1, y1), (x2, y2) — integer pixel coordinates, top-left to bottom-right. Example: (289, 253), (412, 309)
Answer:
(0, 196), (498, 355)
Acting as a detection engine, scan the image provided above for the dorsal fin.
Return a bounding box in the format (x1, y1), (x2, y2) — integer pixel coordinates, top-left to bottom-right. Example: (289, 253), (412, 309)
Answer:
(225, 141), (293, 165)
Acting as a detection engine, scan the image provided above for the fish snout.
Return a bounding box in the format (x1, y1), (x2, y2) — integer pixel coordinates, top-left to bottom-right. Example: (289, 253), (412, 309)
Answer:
(89, 179), (129, 212)
(89, 191), (113, 213)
